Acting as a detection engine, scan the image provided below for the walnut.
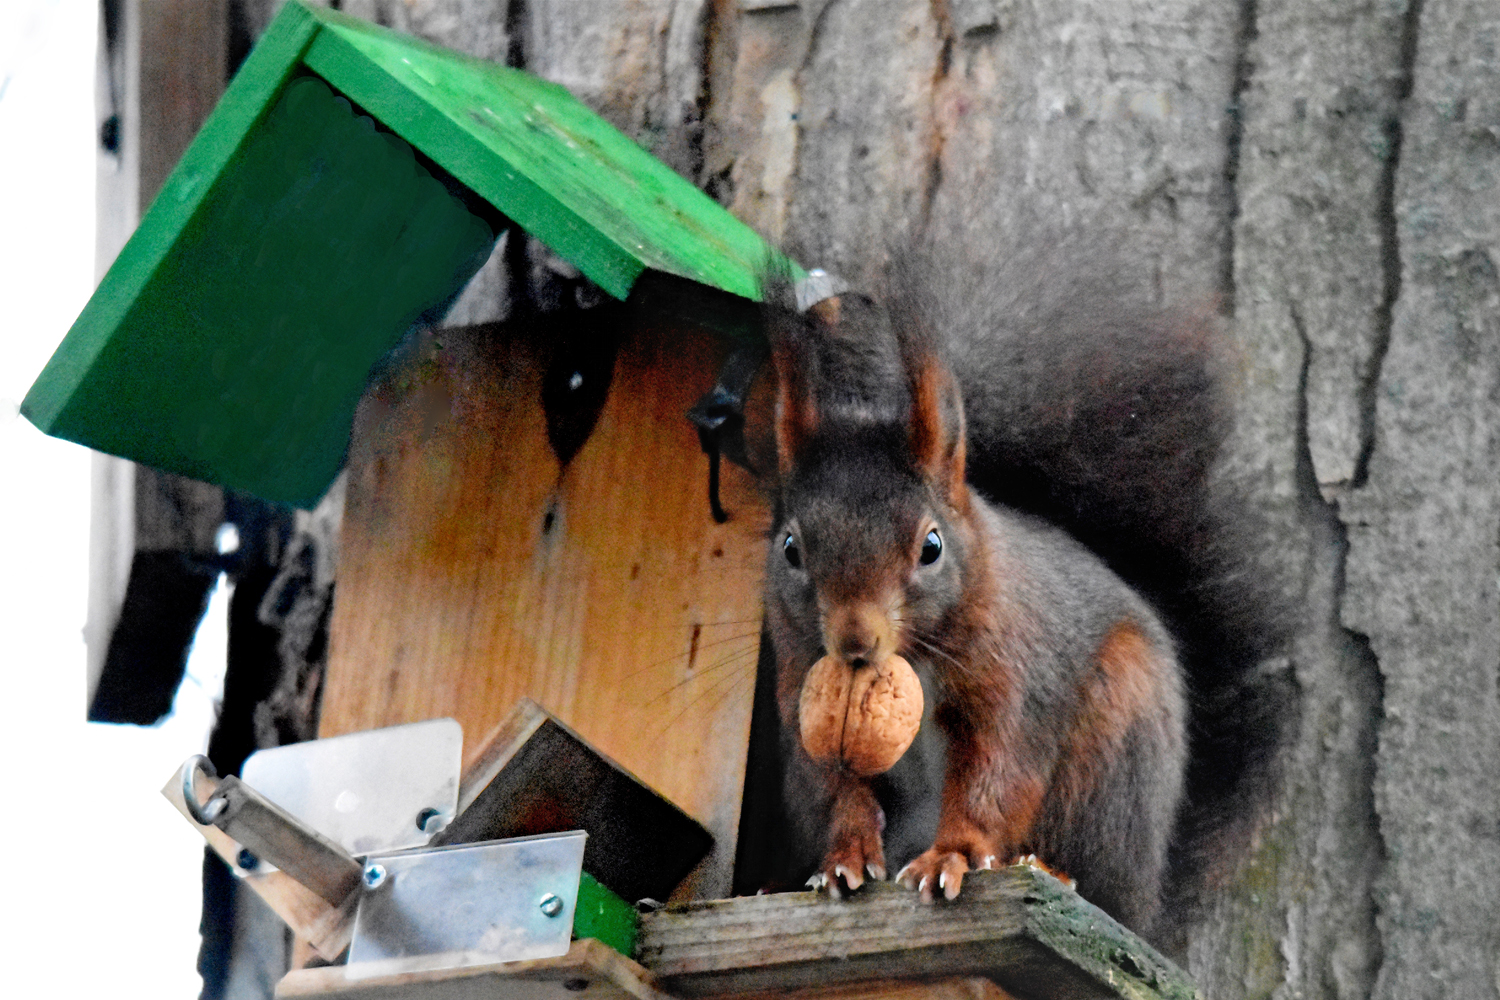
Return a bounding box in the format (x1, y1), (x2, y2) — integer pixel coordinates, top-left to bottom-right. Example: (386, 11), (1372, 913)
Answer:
(798, 654), (923, 776)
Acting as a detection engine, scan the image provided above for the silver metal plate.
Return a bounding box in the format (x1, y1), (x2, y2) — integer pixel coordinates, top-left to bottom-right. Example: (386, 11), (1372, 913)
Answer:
(241, 718), (461, 856)
(347, 831), (586, 979)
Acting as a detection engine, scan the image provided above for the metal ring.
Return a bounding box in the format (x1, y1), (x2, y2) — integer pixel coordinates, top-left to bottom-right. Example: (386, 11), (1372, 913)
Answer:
(183, 754), (227, 826)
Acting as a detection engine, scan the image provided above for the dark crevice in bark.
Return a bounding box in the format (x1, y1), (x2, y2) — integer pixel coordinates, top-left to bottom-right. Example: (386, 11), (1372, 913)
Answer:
(687, 0), (720, 189)
(1293, 304), (1388, 997)
(699, 0), (735, 206)
(1354, 0), (1424, 488)
(798, 0), (839, 82)
(504, 0), (529, 69)
(920, 0), (956, 228)
(1220, 0), (1259, 317)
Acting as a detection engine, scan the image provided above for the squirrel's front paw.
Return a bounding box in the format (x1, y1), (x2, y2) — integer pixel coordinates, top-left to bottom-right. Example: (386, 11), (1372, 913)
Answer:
(896, 844), (1000, 902)
(809, 830), (886, 899)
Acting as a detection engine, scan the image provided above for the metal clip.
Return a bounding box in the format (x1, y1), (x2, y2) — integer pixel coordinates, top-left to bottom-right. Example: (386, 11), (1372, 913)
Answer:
(686, 341), (768, 522)
(794, 267), (849, 313)
(182, 755), (363, 908)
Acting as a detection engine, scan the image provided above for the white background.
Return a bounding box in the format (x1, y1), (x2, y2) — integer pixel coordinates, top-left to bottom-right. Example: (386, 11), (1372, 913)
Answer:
(1, 1), (214, 993)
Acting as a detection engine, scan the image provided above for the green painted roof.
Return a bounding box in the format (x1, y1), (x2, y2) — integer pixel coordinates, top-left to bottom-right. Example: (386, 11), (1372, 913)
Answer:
(23, 1), (785, 507)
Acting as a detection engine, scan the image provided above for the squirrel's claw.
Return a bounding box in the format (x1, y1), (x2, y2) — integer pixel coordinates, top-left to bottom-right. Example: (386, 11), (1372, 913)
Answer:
(815, 810), (886, 898)
(897, 848), (982, 902)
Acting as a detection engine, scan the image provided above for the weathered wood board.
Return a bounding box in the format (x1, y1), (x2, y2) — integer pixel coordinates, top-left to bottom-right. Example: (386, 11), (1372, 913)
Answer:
(636, 868), (1199, 1000)
(319, 310), (769, 899)
(276, 939), (667, 1000)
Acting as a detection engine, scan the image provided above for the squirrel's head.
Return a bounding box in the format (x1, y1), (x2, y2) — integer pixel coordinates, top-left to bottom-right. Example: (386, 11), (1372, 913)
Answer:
(762, 285), (971, 677)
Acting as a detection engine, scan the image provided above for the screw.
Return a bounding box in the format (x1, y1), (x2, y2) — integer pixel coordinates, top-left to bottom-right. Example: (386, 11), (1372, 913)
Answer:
(363, 864), (388, 890)
(539, 893), (564, 917)
(415, 807), (444, 834)
(236, 848), (259, 872)
(562, 978), (589, 992)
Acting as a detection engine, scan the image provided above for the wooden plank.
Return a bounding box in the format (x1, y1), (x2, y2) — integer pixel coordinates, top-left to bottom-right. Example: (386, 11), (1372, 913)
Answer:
(635, 869), (1200, 1000)
(305, 5), (785, 302)
(280, 962), (1007, 1000)
(23, 0), (321, 432)
(276, 938), (667, 1000)
(437, 698), (713, 904)
(715, 979), (1015, 1000)
(320, 310), (768, 899)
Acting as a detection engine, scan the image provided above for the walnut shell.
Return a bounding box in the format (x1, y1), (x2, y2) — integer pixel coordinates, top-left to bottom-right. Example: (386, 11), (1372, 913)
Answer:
(798, 654), (923, 776)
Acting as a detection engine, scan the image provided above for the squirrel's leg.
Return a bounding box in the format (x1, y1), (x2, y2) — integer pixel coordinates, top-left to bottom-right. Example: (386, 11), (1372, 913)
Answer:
(811, 767), (886, 897)
(896, 738), (1043, 902)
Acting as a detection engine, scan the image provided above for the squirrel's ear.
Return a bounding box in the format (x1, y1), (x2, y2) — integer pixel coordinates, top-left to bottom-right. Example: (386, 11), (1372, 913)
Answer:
(906, 346), (967, 503)
(758, 255), (821, 478)
(768, 310), (820, 478)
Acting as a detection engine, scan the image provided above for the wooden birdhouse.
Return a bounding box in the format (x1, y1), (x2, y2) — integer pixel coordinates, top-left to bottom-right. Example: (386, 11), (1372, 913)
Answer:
(29, 4), (1196, 997)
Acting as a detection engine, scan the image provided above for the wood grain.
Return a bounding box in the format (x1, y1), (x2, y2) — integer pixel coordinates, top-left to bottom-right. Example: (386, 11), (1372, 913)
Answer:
(715, 979), (1014, 1000)
(635, 869), (1199, 1000)
(320, 310), (769, 899)
(276, 938), (667, 1000)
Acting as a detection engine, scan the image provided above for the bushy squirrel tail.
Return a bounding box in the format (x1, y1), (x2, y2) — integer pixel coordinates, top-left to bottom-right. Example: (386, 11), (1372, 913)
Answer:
(880, 228), (1296, 921)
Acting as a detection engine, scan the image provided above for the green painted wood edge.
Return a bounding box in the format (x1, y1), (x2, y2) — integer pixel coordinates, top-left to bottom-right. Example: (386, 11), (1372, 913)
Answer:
(574, 870), (640, 959)
(1016, 868), (1203, 1000)
(299, 4), (792, 302)
(300, 26), (638, 300)
(20, 2), (321, 432)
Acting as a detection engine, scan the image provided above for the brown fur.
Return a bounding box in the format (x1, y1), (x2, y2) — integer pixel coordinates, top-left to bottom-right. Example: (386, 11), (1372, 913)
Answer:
(760, 266), (1195, 934)
(1053, 622), (1174, 820)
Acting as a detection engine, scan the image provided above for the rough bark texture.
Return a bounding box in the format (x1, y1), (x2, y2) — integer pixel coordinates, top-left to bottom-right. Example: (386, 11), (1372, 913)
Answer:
(1343, 3), (1500, 997)
(223, 1), (1499, 996)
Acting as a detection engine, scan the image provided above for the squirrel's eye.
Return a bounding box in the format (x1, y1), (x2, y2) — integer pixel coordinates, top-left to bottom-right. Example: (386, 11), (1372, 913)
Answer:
(783, 533), (802, 569)
(920, 529), (943, 565)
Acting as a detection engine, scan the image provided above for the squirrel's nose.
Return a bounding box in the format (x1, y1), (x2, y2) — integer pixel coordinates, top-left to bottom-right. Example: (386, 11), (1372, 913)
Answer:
(825, 601), (893, 670)
(837, 634), (877, 668)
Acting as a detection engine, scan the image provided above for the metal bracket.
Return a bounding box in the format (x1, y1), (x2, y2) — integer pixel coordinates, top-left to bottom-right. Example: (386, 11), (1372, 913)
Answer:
(240, 718), (462, 856)
(347, 831), (587, 978)
(183, 755), (364, 908)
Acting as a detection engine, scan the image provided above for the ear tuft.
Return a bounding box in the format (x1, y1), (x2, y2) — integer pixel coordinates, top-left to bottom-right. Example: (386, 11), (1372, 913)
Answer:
(760, 257), (820, 478)
(888, 282), (966, 501)
(906, 351), (967, 502)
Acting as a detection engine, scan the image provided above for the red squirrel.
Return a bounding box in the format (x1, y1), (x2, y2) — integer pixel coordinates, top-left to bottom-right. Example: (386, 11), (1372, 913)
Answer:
(756, 240), (1289, 936)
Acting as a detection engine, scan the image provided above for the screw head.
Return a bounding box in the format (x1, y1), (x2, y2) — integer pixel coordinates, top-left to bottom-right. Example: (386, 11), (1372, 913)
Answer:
(363, 864), (388, 890)
(235, 848), (259, 872)
(539, 892), (564, 917)
(415, 807), (445, 835)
